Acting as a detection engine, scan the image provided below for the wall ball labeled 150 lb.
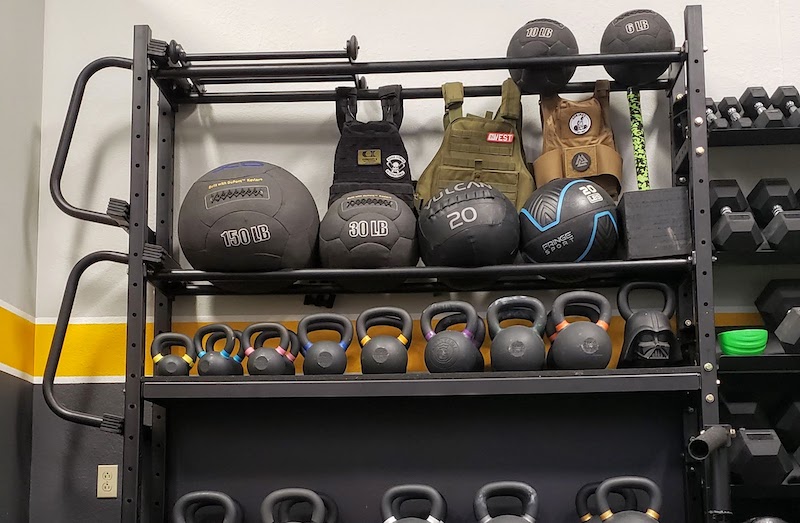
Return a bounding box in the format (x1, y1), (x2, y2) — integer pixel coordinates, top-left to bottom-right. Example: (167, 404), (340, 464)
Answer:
(507, 18), (579, 95)
(600, 10), (675, 87)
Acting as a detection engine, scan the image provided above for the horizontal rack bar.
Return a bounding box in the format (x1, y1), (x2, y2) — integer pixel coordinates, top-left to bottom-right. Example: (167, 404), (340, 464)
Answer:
(155, 50), (684, 79)
(713, 251), (800, 265)
(186, 50), (350, 61)
(196, 75), (355, 85)
(708, 126), (800, 147)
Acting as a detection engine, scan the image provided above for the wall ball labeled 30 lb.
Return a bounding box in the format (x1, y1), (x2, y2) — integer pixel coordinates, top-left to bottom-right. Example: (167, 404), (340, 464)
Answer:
(520, 179), (618, 264)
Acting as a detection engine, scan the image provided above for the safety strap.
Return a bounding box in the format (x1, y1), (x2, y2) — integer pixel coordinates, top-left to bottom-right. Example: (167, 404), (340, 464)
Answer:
(335, 86), (358, 132)
(442, 82), (464, 129)
(378, 84), (404, 129)
(497, 77), (522, 123)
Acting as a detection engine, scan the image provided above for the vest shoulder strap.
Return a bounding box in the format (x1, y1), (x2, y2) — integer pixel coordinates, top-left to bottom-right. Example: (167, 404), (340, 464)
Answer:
(497, 78), (522, 122)
(378, 84), (404, 129)
(335, 87), (358, 132)
(593, 79), (611, 114)
(442, 82), (464, 129)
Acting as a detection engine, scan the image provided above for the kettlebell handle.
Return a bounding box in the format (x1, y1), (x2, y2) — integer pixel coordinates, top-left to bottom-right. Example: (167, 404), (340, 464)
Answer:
(474, 481), (538, 523)
(193, 324), (236, 358)
(172, 491), (241, 523)
(254, 328), (302, 361)
(596, 476), (662, 521)
(617, 282), (676, 321)
(298, 314), (354, 352)
(381, 484), (447, 523)
(365, 315), (412, 348)
(487, 296), (547, 338)
(261, 488), (326, 523)
(242, 322), (291, 360)
(150, 332), (197, 367)
(213, 330), (245, 362)
(551, 291), (612, 334)
(356, 307), (413, 349)
(434, 312), (486, 349)
(277, 492), (339, 523)
(575, 482), (638, 520)
(421, 301), (479, 342)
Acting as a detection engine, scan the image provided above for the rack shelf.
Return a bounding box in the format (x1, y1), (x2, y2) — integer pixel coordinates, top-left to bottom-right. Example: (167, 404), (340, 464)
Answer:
(730, 484), (800, 500)
(713, 251), (800, 265)
(708, 127), (800, 147)
(718, 354), (800, 373)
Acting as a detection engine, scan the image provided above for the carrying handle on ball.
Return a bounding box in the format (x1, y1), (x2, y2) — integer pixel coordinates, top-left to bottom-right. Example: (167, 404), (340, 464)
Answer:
(617, 282), (676, 321)
(241, 322), (290, 359)
(421, 301), (479, 342)
(434, 312), (486, 349)
(298, 313), (354, 352)
(475, 481), (538, 523)
(550, 291), (612, 338)
(150, 333), (196, 368)
(356, 307), (413, 349)
(596, 476), (662, 521)
(381, 484), (447, 523)
(193, 324), (236, 359)
(487, 296), (548, 339)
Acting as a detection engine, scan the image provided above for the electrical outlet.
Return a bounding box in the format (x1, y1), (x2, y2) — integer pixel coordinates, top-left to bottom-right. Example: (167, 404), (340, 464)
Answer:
(97, 465), (118, 499)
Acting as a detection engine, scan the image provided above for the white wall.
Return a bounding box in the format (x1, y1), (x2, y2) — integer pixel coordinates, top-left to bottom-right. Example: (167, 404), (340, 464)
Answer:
(35, 0), (800, 322)
(1, 0), (44, 317)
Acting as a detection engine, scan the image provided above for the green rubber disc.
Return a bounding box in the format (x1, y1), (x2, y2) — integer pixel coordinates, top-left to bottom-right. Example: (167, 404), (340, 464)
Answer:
(718, 329), (768, 356)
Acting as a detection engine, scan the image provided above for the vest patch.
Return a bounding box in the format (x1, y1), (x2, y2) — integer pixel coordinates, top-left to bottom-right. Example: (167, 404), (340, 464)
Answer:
(385, 155), (407, 179)
(358, 149), (381, 165)
(569, 112), (592, 135)
(487, 132), (515, 143)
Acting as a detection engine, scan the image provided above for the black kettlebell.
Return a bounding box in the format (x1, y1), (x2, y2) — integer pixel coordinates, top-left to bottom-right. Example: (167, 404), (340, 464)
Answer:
(381, 484), (447, 523)
(742, 519), (790, 523)
(474, 481), (538, 523)
(261, 488), (326, 523)
(575, 482), (637, 523)
(548, 291), (613, 370)
(357, 306), (413, 374)
(434, 312), (486, 371)
(487, 296), (547, 371)
(172, 490), (242, 523)
(299, 314), (353, 375)
(276, 492), (338, 523)
(203, 330), (245, 375)
(617, 282), (679, 367)
(545, 302), (601, 341)
(194, 324), (240, 376)
(595, 476), (662, 523)
(422, 301), (482, 373)
(150, 332), (197, 376)
(242, 323), (297, 375)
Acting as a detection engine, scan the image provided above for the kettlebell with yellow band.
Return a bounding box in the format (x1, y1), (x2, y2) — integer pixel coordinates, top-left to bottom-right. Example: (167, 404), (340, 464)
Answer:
(356, 306), (413, 374)
(595, 476), (662, 523)
(151, 332), (197, 377)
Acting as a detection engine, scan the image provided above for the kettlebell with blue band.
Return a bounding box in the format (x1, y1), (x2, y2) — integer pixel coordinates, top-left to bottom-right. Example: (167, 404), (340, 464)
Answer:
(194, 324), (239, 376)
(357, 307), (413, 374)
(617, 282), (679, 367)
(381, 484), (447, 523)
(548, 291), (613, 370)
(422, 301), (482, 373)
(488, 296), (547, 371)
(150, 332), (197, 376)
(203, 330), (245, 375)
(434, 312), (486, 371)
(261, 488), (326, 523)
(172, 490), (242, 523)
(299, 314), (353, 375)
(242, 323), (296, 376)
(474, 481), (538, 523)
(595, 476), (662, 522)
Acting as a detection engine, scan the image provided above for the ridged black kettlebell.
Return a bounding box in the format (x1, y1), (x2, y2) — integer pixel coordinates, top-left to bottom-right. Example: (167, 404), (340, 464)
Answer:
(549, 291), (613, 370)
(203, 330), (245, 375)
(172, 490), (242, 523)
(242, 323), (297, 375)
(299, 314), (353, 375)
(434, 312), (487, 371)
(474, 481), (538, 523)
(357, 307), (413, 374)
(617, 282), (679, 367)
(487, 296), (547, 371)
(575, 482), (637, 523)
(381, 484), (447, 523)
(194, 324), (240, 376)
(595, 476), (662, 523)
(150, 332), (197, 376)
(422, 301), (482, 373)
(276, 492), (338, 523)
(261, 488), (326, 523)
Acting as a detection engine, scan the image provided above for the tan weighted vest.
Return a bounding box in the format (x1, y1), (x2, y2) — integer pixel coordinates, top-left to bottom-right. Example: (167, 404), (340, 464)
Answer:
(533, 80), (622, 198)
(415, 78), (534, 210)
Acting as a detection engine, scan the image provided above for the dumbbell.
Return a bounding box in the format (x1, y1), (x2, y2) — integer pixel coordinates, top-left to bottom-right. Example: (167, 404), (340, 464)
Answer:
(705, 98), (728, 130)
(740, 87), (784, 128)
(718, 97), (753, 129)
(730, 429), (796, 485)
(747, 178), (800, 251)
(771, 86), (800, 128)
(709, 179), (762, 252)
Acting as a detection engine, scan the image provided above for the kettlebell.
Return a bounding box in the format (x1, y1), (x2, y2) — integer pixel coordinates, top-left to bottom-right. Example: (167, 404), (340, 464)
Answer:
(242, 323), (297, 375)
(617, 282), (679, 367)
(204, 330), (245, 375)
(194, 324), (240, 376)
(548, 291), (613, 370)
(595, 476), (662, 522)
(261, 488), (326, 523)
(742, 519), (789, 523)
(150, 332), (197, 376)
(422, 301), (482, 373)
(487, 296), (547, 371)
(172, 490), (242, 523)
(545, 302), (601, 341)
(575, 482), (637, 523)
(381, 484), (447, 523)
(276, 492), (338, 523)
(357, 306), (413, 374)
(299, 314), (353, 375)
(434, 312), (486, 371)
(474, 481), (538, 523)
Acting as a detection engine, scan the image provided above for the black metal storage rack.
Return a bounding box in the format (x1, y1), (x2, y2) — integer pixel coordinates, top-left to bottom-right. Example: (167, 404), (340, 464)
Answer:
(43, 5), (735, 522)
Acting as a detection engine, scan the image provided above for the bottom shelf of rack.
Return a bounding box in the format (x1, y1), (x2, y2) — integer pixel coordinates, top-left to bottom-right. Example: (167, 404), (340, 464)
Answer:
(731, 484), (800, 500)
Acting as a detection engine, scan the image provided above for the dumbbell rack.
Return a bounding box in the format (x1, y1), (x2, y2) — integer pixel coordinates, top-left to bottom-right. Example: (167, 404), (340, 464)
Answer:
(43, 5), (735, 523)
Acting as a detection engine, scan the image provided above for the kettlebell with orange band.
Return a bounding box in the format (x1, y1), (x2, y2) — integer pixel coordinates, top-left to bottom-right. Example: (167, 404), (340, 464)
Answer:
(594, 476), (662, 523)
(548, 290), (612, 369)
(356, 306), (413, 374)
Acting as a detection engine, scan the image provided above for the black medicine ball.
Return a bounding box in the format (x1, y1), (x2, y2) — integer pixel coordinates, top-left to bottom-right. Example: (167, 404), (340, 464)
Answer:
(600, 9), (675, 87)
(418, 181), (519, 267)
(507, 18), (579, 95)
(519, 179), (618, 263)
(177, 161), (319, 272)
(319, 190), (418, 269)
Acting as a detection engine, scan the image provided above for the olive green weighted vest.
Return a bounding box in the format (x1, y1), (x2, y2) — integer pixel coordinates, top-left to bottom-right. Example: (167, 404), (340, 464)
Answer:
(415, 79), (534, 210)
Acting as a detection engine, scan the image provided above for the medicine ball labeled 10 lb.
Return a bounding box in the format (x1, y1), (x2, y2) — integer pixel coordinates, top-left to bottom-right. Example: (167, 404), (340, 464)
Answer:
(507, 18), (579, 95)
(178, 161), (319, 272)
(418, 181), (519, 267)
(601, 10), (675, 87)
(520, 179), (618, 263)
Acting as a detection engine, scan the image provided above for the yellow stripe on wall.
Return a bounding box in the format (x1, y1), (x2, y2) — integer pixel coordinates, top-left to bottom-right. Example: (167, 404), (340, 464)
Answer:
(0, 306), (35, 376)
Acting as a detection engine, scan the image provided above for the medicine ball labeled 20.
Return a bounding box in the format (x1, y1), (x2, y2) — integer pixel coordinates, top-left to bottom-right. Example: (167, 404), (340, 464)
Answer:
(418, 181), (519, 267)
(178, 161), (319, 272)
(520, 179), (618, 263)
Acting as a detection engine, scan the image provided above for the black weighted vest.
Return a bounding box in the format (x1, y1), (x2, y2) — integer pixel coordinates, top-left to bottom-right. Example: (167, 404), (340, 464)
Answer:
(328, 85), (415, 209)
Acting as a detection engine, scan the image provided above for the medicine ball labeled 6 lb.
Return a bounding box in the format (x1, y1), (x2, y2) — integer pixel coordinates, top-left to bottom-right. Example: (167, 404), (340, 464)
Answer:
(520, 179), (618, 263)
(418, 181), (519, 267)
(178, 161), (319, 272)
(319, 190), (417, 268)
(600, 10), (675, 87)
(507, 18), (579, 95)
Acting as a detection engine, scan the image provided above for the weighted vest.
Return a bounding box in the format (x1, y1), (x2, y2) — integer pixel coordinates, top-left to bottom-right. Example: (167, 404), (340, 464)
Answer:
(328, 85), (415, 209)
(533, 80), (623, 198)
(416, 79), (534, 210)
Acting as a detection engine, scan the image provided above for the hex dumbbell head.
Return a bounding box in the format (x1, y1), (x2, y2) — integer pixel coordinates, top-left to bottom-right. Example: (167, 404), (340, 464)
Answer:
(763, 209), (800, 251)
(771, 86), (800, 127)
(776, 401), (800, 452)
(718, 97), (753, 128)
(721, 399), (771, 430)
(755, 279), (800, 331)
(705, 97), (728, 129)
(730, 429), (795, 485)
(711, 180), (749, 217)
(747, 178), (799, 227)
(710, 180), (762, 251)
(741, 87), (785, 128)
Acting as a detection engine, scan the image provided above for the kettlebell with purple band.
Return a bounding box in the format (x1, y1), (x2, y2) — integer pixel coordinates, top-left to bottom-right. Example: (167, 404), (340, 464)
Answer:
(150, 332), (197, 376)
(595, 476), (662, 522)
(194, 324), (239, 376)
(381, 484), (447, 523)
(357, 307), (413, 374)
(488, 296), (547, 371)
(422, 301), (481, 373)
(299, 314), (353, 375)
(617, 281), (679, 367)
(474, 481), (538, 523)
(242, 322), (295, 375)
(548, 291), (613, 370)
(434, 312), (486, 371)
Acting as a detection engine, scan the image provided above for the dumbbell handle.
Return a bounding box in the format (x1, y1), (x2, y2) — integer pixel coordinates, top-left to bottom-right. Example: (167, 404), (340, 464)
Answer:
(772, 204), (785, 217)
(754, 101), (769, 114)
(719, 205), (732, 216)
(726, 107), (743, 121)
(783, 100), (798, 114)
(705, 107), (721, 122)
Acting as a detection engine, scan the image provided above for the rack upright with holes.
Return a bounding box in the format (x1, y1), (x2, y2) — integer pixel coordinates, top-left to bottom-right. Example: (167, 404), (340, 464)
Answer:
(42, 6), (735, 522)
